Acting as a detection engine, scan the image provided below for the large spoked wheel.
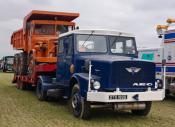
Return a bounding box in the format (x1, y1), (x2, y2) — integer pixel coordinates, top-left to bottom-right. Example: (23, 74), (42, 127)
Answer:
(28, 53), (35, 76)
(36, 79), (47, 101)
(132, 102), (152, 116)
(70, 84), (91, 120)
(19, 52), (28, 75)
(17, 79), (26, 90)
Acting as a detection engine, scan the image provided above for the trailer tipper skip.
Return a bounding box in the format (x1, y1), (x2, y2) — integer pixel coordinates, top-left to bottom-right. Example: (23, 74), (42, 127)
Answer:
(11, 10), (164, 119)
(11, 10), (79, 88)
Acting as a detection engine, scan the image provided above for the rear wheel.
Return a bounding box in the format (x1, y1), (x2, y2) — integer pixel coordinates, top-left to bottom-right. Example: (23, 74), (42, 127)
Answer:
(17, 79), (26, 90)
(132, 102), (152, 116)
(19, 52), (28, 75)
(70, 84), (91, 119)
(28, 53), (35, 75)
(14, 54), (19, 75)
(36, 79), (47, 101)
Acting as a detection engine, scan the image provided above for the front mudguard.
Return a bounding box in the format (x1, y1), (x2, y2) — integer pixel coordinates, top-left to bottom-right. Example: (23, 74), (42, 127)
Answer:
(38, 76), (59, 91)
(71, 73), (89, 98)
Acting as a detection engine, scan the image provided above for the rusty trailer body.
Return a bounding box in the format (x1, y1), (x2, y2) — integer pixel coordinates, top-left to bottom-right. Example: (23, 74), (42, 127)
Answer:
(11, 10), (79, 88)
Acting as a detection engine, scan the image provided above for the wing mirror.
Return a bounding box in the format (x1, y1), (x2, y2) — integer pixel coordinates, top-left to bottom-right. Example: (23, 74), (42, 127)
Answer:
(158, 35), (163, 38)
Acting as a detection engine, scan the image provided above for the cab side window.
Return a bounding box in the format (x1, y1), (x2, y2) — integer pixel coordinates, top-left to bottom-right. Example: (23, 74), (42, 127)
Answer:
(64, 35), (73, 55)
(58, 38), (64, 54)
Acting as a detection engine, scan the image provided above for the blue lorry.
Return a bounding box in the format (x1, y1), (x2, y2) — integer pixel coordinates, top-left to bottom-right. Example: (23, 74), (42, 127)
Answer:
(36, 29), (165, 119)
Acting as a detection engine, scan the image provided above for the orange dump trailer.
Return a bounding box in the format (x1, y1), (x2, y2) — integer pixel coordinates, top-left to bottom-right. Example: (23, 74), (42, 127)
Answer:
(11, 10), (79, 89)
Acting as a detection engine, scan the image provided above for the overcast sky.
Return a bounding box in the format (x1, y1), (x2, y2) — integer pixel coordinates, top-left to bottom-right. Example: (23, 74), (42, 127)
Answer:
(0, 0), (174, 58)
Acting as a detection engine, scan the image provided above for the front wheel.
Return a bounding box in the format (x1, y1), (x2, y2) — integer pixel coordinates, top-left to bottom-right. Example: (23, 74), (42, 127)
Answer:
(36, 79), (47, 101)
(2, 68), (6, 72)
(132, 102), (152, 116)
(70, 84), (91, 120)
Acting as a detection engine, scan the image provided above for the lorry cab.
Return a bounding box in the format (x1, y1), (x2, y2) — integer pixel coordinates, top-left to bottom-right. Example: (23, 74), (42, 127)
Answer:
(1, 56), (14, 72)
(38, 29), (165, 119)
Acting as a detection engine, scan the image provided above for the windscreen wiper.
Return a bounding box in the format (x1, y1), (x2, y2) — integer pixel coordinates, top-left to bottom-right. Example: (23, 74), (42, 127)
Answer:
(110, 33), (122, 48)
(82, 30), (95, 47)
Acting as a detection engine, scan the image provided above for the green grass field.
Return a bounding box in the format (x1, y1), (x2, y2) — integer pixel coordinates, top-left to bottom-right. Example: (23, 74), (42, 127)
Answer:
(0, 72), (175, 127)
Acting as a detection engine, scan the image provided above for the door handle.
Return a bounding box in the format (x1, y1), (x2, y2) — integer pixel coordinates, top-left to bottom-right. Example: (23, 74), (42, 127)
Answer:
(65, 56), (71, 59)
(95, 69), (101, 72)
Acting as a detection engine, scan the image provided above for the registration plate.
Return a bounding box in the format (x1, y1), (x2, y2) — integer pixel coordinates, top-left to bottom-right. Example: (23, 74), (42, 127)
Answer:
(109, 95), (127, 100)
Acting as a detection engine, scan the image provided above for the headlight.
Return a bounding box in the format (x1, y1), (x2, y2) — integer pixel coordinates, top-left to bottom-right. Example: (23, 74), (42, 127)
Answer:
(156, 79), (163, 89)
(93, 81), (101, 90)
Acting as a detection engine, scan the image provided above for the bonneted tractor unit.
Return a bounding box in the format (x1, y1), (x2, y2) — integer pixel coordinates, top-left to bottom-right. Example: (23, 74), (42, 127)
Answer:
(11, 10), (165, 119)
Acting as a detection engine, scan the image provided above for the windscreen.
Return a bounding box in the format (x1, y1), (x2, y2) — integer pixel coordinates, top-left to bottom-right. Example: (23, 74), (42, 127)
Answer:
(76, 35), (107, 53)
(34, 24), (55, 35)
(34, 24), (69, 35)
(6, 57), (14, 64)
(109, 36), (137, 55)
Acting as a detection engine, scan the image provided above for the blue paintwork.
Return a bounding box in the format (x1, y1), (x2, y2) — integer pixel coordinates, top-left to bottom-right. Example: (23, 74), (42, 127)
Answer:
(74, 55), (155, 93)
(72, 73), (89, 97)
(38, 76), (60, 91)
(41, 33), (156, 99)
(156, 66), (175, 73)
(165, 32), (175, 40)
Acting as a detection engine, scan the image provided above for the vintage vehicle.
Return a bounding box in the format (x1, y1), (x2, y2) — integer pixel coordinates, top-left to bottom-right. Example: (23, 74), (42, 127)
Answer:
(36, 29), (165, 119)
(11, 10), (79, 89)
(0, 59), (2, 70)
(1, 56), (14, 72)
(11, 10), (164, 119)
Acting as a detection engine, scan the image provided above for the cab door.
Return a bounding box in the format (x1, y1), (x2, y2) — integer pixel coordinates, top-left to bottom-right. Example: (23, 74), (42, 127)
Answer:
(57, 35), (73, 87)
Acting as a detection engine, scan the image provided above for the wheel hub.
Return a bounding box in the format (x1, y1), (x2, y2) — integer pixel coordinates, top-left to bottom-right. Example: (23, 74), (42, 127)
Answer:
(72, 93), (80, 109)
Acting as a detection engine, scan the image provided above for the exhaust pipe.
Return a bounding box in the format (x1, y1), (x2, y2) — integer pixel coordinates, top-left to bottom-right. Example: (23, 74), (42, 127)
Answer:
(114, 103), (146, 110)
(90, 102), (146, 110)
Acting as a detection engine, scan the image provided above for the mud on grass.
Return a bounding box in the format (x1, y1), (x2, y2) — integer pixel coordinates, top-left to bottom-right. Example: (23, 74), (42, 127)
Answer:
(0, 72), (175, 127)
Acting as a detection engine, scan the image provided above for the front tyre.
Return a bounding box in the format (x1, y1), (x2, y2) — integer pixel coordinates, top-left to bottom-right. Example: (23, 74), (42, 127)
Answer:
(70, 84), (91, 120)
(36, 79), (47, 101)
(132, 102), (152, 116)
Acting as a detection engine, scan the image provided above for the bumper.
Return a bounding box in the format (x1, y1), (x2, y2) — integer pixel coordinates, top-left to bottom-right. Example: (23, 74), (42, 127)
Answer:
(87, 90), (165, 103)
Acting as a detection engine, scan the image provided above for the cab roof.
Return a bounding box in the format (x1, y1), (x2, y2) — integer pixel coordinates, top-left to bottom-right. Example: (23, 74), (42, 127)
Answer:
(23, 10), (79, 31)
(24, 10), (79, 22)
(59, 29), (135, 38)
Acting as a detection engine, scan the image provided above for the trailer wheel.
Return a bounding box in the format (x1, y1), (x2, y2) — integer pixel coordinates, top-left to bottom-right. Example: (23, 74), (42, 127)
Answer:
(28, 53), (35, 75)
(132, 102), (152, 116)
(14, 54), (19, 75)
(70, 84), (91, 120)
(36, 79), (47, 101)
(19, 52), (28, 75)
(14, 54), (21, 75)
(17, 80), (26, 90)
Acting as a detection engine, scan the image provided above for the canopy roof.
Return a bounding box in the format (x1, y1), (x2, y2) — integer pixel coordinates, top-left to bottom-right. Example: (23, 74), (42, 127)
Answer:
(24, 10), (79, 22)
(23, 10), (79, 31)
